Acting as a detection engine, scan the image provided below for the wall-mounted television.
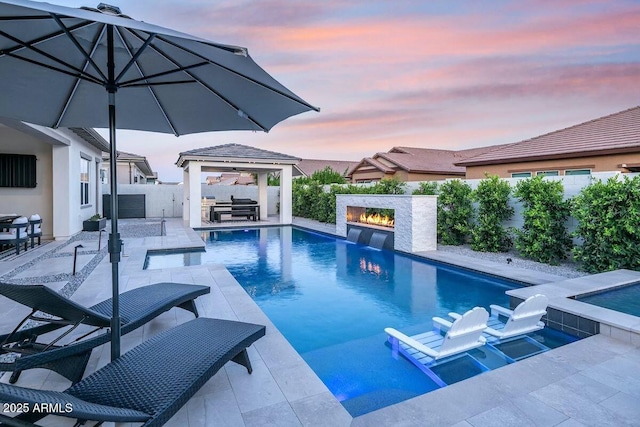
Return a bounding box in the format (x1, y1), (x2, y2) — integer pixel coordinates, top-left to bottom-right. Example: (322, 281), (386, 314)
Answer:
(0, 154), (37, 188)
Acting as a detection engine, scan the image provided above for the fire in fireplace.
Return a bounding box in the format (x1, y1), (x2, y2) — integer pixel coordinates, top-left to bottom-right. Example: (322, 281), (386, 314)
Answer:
(359, 212), (394, 228)
(346, 206), (394, 229)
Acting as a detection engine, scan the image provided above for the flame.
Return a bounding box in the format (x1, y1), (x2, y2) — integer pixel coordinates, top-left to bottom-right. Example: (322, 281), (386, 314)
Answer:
(359, 212), (394, 227)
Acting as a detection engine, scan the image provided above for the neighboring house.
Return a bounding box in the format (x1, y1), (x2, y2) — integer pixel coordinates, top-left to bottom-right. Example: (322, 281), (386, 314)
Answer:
(101, 150), (158, 185)
(293, 159), (359, 179)
(0, 120), (108, 240)
(347, 146), (505, 183)
(457, 106), (640, 179)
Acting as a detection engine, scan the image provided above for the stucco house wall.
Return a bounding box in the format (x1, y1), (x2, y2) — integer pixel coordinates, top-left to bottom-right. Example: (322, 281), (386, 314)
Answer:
(0, 125), (53, 237)
(465, 153), (640, 179)
(0, 123), (105, 240)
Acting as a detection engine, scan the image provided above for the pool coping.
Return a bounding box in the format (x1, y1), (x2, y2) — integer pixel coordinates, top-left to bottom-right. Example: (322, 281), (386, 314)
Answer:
(505, 270), (640, 344)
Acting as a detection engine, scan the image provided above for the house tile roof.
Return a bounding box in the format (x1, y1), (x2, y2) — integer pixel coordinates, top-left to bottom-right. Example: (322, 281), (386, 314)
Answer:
(456, 106), (640, 166)
(295, 159), (359, 177)
(102, 150), (155, 176)
(347, 145), (515, 177)
(376, 150), (465, 174)
(178, 143), (300, 162)
(349, 157), (396, 175)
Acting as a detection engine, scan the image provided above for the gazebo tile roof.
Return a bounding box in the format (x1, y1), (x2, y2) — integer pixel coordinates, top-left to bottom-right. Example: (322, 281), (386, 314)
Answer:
(179, 143), (300, 162)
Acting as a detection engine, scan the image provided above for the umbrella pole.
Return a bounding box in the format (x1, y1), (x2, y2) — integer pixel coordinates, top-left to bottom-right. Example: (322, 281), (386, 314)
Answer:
(106, 25), (122, 361)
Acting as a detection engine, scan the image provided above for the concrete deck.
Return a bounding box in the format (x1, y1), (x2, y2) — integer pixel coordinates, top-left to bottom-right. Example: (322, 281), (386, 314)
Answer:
(1, 218), (639, 426)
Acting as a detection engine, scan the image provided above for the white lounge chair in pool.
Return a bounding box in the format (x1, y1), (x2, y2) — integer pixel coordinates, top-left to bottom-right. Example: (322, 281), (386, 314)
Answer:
(385, 307), (489, 366)
(482, 294), (548, 340)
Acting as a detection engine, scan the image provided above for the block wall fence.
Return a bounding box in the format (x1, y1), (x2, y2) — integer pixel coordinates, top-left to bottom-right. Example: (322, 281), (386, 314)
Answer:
(102, 184), (280, 218)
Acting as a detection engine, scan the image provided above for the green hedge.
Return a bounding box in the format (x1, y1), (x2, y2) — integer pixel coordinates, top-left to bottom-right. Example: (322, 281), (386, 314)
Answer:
(571, 175), (640, 273)
(513, 176), (572, 265)
(292, 175), (407, 224)
(437, 180), (473, 245)
(471, 175), (513, 252)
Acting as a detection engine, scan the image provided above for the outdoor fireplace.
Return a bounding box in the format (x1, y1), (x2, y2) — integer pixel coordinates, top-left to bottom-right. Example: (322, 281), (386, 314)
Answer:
(337, 195), (437, 253)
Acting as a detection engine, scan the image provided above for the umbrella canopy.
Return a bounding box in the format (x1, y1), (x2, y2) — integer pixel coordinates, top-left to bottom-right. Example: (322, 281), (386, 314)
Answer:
(0, 0), (318, 359)
(0, 0), (317, 133)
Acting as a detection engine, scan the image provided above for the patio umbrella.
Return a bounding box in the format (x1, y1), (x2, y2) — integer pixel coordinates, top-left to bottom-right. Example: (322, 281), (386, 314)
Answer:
(0, 0), (318, 359)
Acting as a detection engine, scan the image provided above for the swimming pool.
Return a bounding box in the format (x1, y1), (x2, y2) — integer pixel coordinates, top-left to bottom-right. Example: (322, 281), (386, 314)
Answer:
(145, 226), (577, 416)
(577, 284), (640, 317)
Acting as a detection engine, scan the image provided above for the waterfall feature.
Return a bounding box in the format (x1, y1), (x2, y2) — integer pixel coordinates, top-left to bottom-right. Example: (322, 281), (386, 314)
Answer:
(369, 232), (388, 250)
(346, 228), (362, 243)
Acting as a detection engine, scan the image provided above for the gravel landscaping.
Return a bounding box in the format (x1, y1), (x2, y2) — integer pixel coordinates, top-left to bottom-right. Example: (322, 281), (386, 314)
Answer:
(438, 244), (588, 279)
(1, 219), (164, 297)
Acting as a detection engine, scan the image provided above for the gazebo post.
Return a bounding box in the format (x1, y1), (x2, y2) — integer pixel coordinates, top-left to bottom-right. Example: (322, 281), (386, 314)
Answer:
(280, 165), (293, 224)
(257, 172), (268, 220)
(188, 162), (202, 228)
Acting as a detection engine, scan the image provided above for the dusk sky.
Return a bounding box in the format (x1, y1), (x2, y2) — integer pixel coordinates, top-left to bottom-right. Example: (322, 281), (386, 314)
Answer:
(56, 0), (640, 182)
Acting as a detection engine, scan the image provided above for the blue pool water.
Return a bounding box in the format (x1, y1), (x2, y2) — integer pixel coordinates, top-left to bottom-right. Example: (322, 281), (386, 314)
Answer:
(577, 284), (640, 317)
(144, 227), (577, 416)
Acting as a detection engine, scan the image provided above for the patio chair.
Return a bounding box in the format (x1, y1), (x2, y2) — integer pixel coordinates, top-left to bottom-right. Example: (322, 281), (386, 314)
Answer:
(27, 214), (42, 248)
(385, 307), (489, 366)
(0, 317), (266, 427)
(483, 294), (548, 340)
(0, 216), (28, 255)
(0, 281), (210, 384)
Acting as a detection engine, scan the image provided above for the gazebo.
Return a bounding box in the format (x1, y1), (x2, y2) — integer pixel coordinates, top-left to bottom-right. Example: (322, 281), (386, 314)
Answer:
(176, 144), (300, 227)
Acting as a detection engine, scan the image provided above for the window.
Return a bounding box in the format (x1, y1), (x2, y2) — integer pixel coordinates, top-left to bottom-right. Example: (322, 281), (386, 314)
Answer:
(565, 169), (591, 176)
(80, 157), (90, 206)
(0, 154), (36, 188)
(511, 172), (532, 178)
(536, 170), (558, 177)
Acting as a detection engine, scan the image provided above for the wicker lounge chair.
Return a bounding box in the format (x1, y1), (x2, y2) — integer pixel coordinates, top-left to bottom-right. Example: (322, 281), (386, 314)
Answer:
(0, 317), (266, 427)
(0, 282), (210, 384)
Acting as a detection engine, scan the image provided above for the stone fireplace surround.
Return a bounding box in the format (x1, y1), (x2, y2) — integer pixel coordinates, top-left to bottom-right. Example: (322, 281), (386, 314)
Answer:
(336, 195), (437, 253)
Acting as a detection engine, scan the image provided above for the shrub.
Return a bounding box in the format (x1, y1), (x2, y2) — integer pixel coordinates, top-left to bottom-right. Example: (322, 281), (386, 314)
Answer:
(437, 180), (474, 245)
(371, 177), (407, 195)
(311, 166), (347, 185)
(292, 180), (322, 218)
(471, 175), (513, 252)
(267, 172), (280, 186)
(571, 175), (640, 273)
(412, 181), (438, 195)
(513, 176), (572, 265)
(292, 176), (408, 223)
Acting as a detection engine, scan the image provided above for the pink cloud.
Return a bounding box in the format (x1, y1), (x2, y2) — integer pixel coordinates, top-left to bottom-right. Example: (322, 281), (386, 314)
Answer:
(102, 1), (640, 182)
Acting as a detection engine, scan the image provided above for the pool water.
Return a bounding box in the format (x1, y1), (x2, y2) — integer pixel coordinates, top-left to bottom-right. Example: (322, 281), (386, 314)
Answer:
(144, 227), (577, 416)
(577, 284), (640, 317)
